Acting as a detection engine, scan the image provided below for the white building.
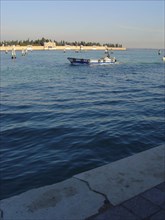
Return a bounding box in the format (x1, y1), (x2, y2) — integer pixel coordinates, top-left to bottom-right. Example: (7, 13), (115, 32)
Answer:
(44, 41), (56, 49)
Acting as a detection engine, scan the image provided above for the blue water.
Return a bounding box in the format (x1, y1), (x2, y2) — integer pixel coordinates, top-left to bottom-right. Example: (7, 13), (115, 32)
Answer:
(0, 49), (164, 199)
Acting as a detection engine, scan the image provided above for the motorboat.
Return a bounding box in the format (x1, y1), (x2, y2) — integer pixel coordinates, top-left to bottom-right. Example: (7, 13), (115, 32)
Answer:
(67, 56), (117, 65)
(67, 51), (117, 65)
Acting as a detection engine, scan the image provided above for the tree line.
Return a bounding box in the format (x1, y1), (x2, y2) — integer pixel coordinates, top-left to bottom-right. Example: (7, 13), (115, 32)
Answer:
(0, 37), (122, 48)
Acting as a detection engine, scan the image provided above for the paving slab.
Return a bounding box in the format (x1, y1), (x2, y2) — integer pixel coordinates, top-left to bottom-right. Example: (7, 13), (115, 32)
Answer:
(122, 195), (160, 218)
(75, 145), (165, 205)
(88, 205), (140, 220)
(141, 187), (165, 206)
(0, 178), (105, 220)
(149, 210), (165, 220)
(156, 182), (165, 192)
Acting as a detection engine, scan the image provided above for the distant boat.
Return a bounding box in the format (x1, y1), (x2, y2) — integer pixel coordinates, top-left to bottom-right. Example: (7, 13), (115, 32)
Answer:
(68, 51), (117, 65)
(158, 50), (161, 55)
(68, 56), (117, 65)
(163, 56), (165, 61)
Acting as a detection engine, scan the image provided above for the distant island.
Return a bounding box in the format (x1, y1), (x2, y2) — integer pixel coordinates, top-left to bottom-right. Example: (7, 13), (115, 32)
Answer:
(0, 37), (126, 51)
(0, 37), (123, 47)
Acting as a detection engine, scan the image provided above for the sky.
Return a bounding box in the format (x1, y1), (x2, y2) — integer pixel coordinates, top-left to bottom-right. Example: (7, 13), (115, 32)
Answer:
(1, 0), (164, 48)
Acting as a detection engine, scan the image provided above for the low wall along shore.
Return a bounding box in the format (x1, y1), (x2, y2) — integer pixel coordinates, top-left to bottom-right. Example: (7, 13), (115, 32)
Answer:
(0, 45), (126, 51)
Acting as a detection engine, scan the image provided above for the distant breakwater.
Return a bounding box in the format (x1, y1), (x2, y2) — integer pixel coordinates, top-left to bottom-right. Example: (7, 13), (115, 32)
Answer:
(0, 45), (126, 51)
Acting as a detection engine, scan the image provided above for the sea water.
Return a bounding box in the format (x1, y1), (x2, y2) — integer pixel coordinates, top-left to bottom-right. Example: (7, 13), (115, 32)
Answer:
(0, 49), (164, 199)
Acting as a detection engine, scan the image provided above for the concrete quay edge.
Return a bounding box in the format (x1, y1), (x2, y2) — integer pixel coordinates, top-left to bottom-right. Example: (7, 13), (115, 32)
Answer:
(0, 144), (164, 220)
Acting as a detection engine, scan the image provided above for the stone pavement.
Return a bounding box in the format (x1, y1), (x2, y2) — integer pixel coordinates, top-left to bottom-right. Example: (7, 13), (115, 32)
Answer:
(86, 182), (165, 220)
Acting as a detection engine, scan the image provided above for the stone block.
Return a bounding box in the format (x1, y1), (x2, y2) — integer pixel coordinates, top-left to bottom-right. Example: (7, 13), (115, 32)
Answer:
(0, 178), (105, 220)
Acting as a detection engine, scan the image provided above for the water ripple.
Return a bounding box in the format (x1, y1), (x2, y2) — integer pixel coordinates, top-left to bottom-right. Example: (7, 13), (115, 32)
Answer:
(0, 49), (164, 199)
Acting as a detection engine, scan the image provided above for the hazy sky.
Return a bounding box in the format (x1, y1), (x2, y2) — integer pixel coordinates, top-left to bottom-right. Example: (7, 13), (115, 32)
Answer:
(1, 0), (164, 48)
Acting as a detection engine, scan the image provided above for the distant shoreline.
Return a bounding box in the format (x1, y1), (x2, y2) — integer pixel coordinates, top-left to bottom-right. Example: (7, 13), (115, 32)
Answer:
(0, 45), (126, 51)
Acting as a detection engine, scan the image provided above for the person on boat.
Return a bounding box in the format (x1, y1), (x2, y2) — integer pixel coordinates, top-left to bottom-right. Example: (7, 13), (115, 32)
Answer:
(107, 51), (110, 58)
(104, 50), (110, 58)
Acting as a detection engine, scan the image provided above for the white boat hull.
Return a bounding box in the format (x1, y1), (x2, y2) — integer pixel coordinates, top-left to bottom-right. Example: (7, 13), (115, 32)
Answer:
(67, 57), (117, 65)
